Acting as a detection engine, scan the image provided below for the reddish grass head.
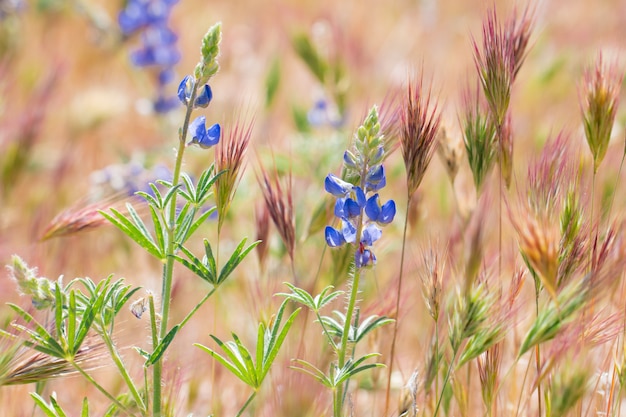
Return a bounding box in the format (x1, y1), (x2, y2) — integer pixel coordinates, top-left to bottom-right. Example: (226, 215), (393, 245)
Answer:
(400, 77), (441, 197)
(257, 167), (295, 265)
(214, 116), (254, 233)
(472, 7), (515, 128)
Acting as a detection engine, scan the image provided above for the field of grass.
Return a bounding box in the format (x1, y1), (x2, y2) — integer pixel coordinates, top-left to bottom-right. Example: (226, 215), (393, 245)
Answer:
(1, 0), (626, 416)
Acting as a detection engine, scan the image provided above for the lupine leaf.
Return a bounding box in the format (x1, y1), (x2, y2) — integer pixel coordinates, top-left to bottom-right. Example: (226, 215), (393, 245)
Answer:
(147, 325), (179, 366)
(291, 359), (332, 387)
(80, 398), (89, 417)
(261, 305), (300, 380)
(30, 393), (57, 417)
(232, 333), (258, 388)
(148, 204), (166, 254)
(100, 209), (163, 259)
(218, 238), (260, 285)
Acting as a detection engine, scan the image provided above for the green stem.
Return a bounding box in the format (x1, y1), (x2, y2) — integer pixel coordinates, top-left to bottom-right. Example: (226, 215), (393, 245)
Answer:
(433, 350), (458, 417)
(72, 361), (137, 416)
(236, 392), (257, 417)
(149, 292), (160, 416)
(316, 310), (338, 352)
(334, 248), (363, 417)
(154, 82), (199, 417)
(178, 286), (217, 331)
(534, 289), (542, 417)
(384, 193), (411, 416)
(100, 328), (146, 414)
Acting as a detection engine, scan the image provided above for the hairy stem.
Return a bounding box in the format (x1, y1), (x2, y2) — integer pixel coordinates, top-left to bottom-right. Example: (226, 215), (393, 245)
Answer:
(100, 328), (146, 414)
(154, 82), (199, 417)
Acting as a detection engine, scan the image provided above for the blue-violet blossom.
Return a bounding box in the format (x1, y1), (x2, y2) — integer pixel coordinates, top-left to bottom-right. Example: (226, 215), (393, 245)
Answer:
(324, 168), (395, 268)
(188, 116), (220, 149)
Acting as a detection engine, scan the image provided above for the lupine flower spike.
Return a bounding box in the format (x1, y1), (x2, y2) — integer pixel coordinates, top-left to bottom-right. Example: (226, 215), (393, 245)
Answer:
(324, 106), (396, 268)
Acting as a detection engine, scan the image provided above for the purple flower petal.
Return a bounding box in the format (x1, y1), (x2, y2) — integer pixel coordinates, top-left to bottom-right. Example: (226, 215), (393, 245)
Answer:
(341, 220), (357, 244)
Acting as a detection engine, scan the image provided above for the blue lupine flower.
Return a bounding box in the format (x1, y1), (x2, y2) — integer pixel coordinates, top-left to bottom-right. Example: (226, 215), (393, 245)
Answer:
(325, 226), (345, 247)
(355, 248), (376, 268)
(323, 106), (395, 268)
(189, 116), (220, 148)
(177, 75), (193, 105)
(366, 165), (387, 191)
(118, 0), (181, 113)
(365, 194), (396, 225)
(177, 75), (213, 108)
(194, 84), (213, 108)
(325, 174), (353, 197)
(153, 93), (180, 113)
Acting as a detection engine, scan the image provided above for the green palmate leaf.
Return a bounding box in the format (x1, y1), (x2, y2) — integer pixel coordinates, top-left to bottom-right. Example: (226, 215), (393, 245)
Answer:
(50, 395), (67, 417)
(148, 204), (167, 255)
(232, 333), (258, 388)
(100, 208), (164, 260)
(81, 398), (89, 417)
(174, 240), (217, 285)
(197, 301), (300, 390)
(291, 359), (332, 387)
(174, 203), (195, 244)
(197, 336), (251, 385)
(178, 173), (196, 202)
(135, 184), (162, 209)
(261, 302), (300, 380)
(67, 290), (77, 355)
(8, 304), (65, 358)
(218, 238), (260, 285)
(185, 208), (215, 239)
(147, 325), (179, 366)
(31, 393), (60, 417)
(353, 315), (393, 344)
(279, 283), (343, 313)
(333, 353), (384, 386)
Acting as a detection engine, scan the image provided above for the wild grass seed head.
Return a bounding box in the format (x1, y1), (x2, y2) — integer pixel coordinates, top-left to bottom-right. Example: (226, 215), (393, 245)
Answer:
(6, 255), (57, 310)
(472, 7), (514, 128)
(580, 53), (622, 174)
(258, 167), (295, 263)
(461, 81), (497, 192)
(400, 77), (441, 197)
(214, 116), (254, 232)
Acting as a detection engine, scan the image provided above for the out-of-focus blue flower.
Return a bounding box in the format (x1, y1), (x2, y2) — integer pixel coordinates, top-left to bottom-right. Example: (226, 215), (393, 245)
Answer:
(118, 0), (181, 113)
(189, 116), (220, 149)
(307, 98), (344, 128)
